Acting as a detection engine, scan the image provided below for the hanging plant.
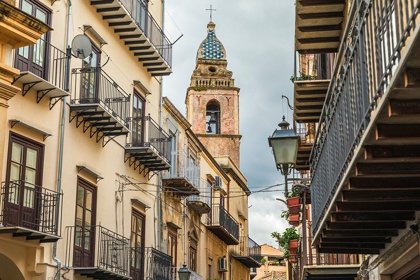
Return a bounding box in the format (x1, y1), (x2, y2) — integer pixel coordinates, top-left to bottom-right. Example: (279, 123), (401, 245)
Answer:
(271, 227), (300, 259)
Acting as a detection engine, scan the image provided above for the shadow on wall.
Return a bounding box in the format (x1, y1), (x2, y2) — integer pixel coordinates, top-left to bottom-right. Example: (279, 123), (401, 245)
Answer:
(0, 253), (25, 280)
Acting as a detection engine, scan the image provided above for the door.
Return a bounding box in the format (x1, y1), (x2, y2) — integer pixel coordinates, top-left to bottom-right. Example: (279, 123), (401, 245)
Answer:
(15, 0), (50, 78)
(131, 210), (145, 280)
(5, 133), (44, 230)
(74, 178), (96, 267)
(80, 44), (101, 102)
(132, 90), (145, 145)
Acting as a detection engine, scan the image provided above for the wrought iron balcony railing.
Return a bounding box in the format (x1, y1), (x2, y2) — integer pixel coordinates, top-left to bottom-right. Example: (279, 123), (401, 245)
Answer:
(65, 225), (130, 279)
(127, 115), (172, 163)
(70, 67), (130, 128)
(163, 150), (200, 192)
(14, 38), (69, 91)
(233, 236), (261, 260)
(0, 181), (62, 241)
(119, 0), (172, 67)
(310, 0), (420, 234)
(13, 38), (70, 107)
(206, 204), (239, 245)
(131, 247), (172, 280)
(187, 180), (212, 207)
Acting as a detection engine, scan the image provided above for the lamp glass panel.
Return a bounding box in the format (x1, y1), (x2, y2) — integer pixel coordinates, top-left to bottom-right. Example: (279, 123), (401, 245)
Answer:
(271, 138), (299, 165)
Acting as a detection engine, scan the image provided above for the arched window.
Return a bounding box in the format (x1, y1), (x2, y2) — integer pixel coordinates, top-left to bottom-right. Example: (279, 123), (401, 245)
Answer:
(206, 101), (220, 134)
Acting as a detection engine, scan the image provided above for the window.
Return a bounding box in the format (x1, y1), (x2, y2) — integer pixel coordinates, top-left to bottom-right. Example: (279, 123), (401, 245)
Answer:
(189, 246), (197, 272)
(132, 90), (146, 145)
(206, 101), (220, 134)
(81, 43), (101, 101)
(131, 209), (146, 280)
(74, 178), (97, 267)
(5, 133), (44, 228)
(15, 0), (51, 78)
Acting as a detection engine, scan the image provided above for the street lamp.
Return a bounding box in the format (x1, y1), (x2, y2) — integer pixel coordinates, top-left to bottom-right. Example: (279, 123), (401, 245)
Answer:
(178, 263), (191, 280)
(268, 116), (299, 197)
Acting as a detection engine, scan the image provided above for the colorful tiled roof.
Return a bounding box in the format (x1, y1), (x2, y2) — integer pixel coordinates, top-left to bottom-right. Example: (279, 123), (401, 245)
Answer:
(197, 22), (226, 60)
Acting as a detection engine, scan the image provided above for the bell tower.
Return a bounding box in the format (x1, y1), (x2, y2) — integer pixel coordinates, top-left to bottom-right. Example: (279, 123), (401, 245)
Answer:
(186, 22), (241, 166)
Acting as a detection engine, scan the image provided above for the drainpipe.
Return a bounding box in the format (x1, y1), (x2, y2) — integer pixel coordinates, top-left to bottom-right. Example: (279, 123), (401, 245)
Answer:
(53, 0), (72, 278)
(157, 0), (166, 251)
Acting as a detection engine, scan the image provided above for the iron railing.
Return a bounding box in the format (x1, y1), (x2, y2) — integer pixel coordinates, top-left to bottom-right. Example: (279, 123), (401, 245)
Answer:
(70, 67), (130, 128)
(137, 247), (172, 280)
(188, 179), (212, 206)
(0, 181), (62, 235)
(127, 115), (172, 163)
(233, 236), (261, 261)
(65, 225), (130, 277)
(118, 0), (172, 67)
(310, 0), (420, 234)
(302, 253), (360, 266)
(15, 38), (69, 91)
(206, 204), (239, 241)
(163, 150), (200, 190)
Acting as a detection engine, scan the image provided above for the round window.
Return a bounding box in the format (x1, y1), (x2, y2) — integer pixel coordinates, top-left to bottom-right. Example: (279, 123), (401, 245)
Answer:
(208, 67), (217, 73)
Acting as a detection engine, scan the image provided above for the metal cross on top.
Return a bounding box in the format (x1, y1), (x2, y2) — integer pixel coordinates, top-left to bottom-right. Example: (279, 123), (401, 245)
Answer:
(206, 5), (216, 22)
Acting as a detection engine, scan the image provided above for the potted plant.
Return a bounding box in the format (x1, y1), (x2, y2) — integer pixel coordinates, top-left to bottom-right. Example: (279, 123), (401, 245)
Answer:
(271, 227), (300, 260)
(287, 192), (301, 215)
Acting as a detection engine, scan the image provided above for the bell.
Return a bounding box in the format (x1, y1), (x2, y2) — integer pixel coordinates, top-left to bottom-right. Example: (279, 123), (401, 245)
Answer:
(209, 113), (217, 124)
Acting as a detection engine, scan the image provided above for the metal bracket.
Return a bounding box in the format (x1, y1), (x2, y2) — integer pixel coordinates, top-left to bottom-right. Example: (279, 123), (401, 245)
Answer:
(22, 81), (41, 97)
(12, 73), (28, 85)
(49, 96), (64, 110)
(102, 135), (117, 147)
(36, 88), (54, 103)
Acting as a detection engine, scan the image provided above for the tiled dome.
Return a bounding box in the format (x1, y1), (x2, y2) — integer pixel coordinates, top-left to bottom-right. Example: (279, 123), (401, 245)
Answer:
(197, 22), (226, 60)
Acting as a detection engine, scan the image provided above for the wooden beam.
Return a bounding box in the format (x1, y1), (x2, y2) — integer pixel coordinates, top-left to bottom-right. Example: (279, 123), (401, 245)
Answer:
(404, 68), (420, 88)
(337, 200), (420, 211)
(320, 236), (392, 243)
(326, 221), (406, 230)
(323, 229), (399, 237)
(332, 210), (415, 221)
(342, 188), (420, 201)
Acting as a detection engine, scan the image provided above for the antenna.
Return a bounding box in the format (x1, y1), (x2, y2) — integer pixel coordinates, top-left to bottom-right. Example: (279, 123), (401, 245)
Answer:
(71, 34), (92, 59)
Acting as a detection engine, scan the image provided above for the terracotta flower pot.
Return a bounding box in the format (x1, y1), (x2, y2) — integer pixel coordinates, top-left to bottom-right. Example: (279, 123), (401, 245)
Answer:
(287, 197), (300, 207)
(289, 214), (300, 226)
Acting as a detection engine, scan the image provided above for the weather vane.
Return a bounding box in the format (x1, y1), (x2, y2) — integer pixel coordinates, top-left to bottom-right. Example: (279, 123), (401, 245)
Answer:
(206, 5), (216, 22)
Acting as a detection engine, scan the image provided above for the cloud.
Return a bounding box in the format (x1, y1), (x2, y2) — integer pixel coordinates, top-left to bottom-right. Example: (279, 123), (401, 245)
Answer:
(164, 0), (295, 245)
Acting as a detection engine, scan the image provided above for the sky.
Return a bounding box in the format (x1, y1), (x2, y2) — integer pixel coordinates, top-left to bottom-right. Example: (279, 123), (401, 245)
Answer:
(162, 0), (296, 246)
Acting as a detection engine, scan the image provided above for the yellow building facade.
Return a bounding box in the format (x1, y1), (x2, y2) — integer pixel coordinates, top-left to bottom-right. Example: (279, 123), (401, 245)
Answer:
(0, 0), (259, 279)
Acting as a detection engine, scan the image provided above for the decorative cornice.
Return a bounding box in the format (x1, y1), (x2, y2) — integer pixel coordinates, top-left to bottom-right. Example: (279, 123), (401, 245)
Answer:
(0, 0), (51, 48)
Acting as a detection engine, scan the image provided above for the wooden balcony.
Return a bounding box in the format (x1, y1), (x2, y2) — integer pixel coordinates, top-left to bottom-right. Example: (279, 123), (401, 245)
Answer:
(295, 0), (346, 54)
(310, 0), (420, 254)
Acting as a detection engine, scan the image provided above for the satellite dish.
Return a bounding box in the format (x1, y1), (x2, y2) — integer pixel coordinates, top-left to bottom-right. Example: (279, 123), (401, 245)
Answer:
(71, 34), (92, 59)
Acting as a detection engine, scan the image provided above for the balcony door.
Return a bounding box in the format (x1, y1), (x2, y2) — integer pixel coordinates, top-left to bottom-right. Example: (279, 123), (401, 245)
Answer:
(131, 210), (145, 280)
(132, 90), (145, 145)
(4, 133), (44, 230)
(80, 44), (101, 102)
(15, 0), (51, 78)
(74, 178), (96, 267)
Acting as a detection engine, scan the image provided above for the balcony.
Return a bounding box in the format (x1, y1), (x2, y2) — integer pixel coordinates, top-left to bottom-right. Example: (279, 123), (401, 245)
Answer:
(0, 181), (62, 243)
(232, 236), (261, 268)
(206, 204), (239, 245)
(294, 123), (315, 171)
(13, 38), (70, 109)
(162, 150), (200, 195)
(310, 0), (420, 253)
(294, 75), (330, 124)
(125, 116), (171, 177)
(90, 0), (172, 76)
(295, 0), (346, 54)
(69, 67), (130, 147)
(187, 180), (212, 214)
(131, 247), (172, 280)
(65, 225), (130, 279)
(300, 253), (360, 280)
